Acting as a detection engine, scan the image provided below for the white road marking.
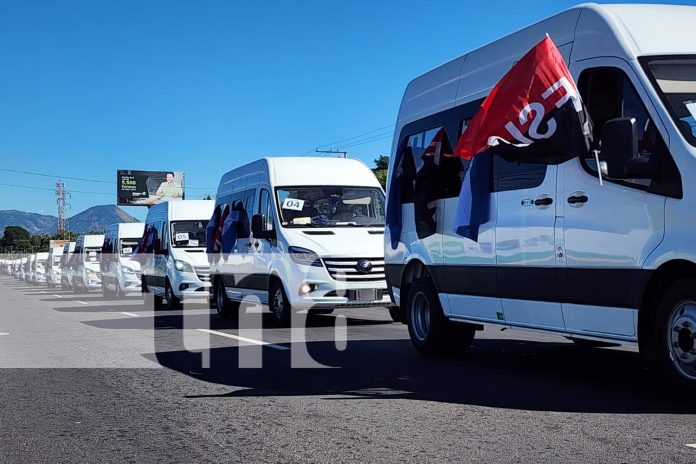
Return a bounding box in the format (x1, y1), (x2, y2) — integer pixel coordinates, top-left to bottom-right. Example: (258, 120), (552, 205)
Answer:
(121, 312), (140, 317)
(197, 329), (289, 350)
(76, 301), (88, 305)
(687, 444), (696, 449)
(40, 291), (46, 294)
(53, 294), (62, 298)
(0, 332), (9, 336)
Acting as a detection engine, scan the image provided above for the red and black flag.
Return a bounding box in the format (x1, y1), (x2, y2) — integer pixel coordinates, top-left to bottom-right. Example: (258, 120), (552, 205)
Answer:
(454, 35), (593, 162)
(453, 36), (593, 241)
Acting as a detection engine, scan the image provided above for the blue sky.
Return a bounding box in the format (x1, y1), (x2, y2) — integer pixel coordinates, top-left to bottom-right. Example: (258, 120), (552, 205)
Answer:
(0, 0), (689, 221)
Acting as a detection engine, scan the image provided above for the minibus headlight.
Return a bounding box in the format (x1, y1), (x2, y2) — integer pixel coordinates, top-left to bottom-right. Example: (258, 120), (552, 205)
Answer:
(122, 266), (136, 275)
(174, 260), (194, 273)
(288, 247), (322, 267)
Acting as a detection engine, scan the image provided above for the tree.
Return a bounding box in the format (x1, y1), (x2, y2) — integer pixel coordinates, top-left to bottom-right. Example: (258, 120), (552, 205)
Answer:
(0, 226), (31, 252)
(372, 155), (389, 189)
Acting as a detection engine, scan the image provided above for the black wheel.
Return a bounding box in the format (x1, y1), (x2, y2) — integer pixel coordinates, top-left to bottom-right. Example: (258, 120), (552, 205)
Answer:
(113, 281), (122, 300)
(142, 279), (154, 309)
(166, 281), (183, 310)
(406, 278), (475, 354)
(153, 294), (165, 310)
(101, 282), (112, 299)
(214, 278), (238, 320)
(653, 279), (696, 390)
(269, 279), (291, 327)
(388, 305), (402, 323)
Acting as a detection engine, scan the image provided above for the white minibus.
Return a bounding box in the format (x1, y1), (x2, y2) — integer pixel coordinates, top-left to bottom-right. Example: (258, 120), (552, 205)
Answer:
(25, 254), (36, 283)
(46, 246), (64, 288)
(71, 235), (105, 293)
(140, 200), (214, 310)
(385, 3), (696, 388)
(32, 252), (48, 285)
(209, 157), (392, 325)
(60, 242), (76, 290)
(101, 223), (145, 298)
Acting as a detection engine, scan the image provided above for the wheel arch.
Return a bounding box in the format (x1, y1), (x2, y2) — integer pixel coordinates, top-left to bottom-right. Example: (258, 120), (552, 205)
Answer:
(400, 258), (432, 308)
(639, 259), (696, 351)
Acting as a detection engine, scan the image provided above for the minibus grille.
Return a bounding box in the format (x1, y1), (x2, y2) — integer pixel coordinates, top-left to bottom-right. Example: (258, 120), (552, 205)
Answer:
(194, 266), (210, 283)
(323, 258), (386, 282)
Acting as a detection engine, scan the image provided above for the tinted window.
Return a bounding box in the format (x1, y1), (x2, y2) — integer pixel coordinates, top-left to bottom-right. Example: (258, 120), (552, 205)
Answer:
(493, 156), (547, 192)
(579, 67), (672, 189)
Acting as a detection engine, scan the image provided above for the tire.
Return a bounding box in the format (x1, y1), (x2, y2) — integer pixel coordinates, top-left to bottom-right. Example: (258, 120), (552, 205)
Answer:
(406, 278), (476, 355)
(269, 279), (291, 327)
(653, 279), (696, 390)
(166, 281), (183, 311)
(101, 282), (112, 299)
(214, 278), (238, 320)
(388, 305), (403, 323)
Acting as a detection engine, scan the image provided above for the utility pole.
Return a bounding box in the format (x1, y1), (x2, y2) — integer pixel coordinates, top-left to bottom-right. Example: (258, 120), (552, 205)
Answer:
(315, 149), (348, 158)
(56, 179), (67, 238)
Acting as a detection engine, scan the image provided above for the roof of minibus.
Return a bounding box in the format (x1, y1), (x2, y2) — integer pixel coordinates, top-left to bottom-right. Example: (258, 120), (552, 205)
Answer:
(146, 199), (215, 222)
(396, 3), (696, 129)
(217, 157), (381, 194)
(114, 222), (145, 237)
(268, 157), (381, 188)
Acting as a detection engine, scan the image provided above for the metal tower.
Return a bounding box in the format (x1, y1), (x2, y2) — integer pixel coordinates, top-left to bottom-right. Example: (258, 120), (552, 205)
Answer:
(56, 179), (67, 237)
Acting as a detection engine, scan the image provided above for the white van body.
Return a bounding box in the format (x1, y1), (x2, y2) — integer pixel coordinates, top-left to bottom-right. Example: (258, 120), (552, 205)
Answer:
(141, 200), (214, 308)
(18, 257), (27, 280)
(46, 246), (64, 288)
(386, 3), (696, 386)
(102, 223), (145, 297)
(71, 235), (105, 292)
(32, 252), (49, 285)
(25, 254), (36, 283)
(210, 157), (390, 322)
(60, 242), (76, 289)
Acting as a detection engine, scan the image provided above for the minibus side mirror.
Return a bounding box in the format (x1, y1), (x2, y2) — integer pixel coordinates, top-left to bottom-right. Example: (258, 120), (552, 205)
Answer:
(601, 117), (638, 178)
(252, 214), (276, 240)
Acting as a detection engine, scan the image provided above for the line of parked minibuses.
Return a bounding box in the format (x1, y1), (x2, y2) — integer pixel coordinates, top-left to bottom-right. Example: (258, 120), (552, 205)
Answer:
(2, 3), (695, 389)
(1, 157), (396, 326)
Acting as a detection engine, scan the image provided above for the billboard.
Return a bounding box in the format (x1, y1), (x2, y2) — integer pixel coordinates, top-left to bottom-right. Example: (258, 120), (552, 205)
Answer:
(117, 170), (185, 206)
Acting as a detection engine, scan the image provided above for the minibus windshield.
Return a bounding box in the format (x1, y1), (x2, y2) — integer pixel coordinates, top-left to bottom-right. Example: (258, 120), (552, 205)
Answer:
(644, 57), (696, 147)
(277, 186), (386, 228)
(119, 239), (139, 257)
(171, 221), (207, 248)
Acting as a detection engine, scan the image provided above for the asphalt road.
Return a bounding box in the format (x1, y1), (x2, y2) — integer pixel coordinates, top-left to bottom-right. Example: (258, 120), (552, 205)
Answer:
(1, 275), (695, 463)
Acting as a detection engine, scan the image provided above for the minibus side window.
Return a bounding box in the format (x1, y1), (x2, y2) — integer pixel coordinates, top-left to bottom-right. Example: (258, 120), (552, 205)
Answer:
(493, 157), (547, 192)
(579, 67), (672, 189)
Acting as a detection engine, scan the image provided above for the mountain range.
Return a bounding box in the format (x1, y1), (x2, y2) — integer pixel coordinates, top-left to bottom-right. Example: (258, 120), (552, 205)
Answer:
(0, 205), (140, 236)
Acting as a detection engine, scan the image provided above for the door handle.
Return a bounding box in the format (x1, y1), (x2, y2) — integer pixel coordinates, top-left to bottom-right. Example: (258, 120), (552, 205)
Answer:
(567, 192), (589, 206)
(533, 195), (553, 207)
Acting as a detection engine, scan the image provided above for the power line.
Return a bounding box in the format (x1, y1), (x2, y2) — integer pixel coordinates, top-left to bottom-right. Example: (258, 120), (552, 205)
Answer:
(0, 168), (216, 190)
(0, 182), (112, 196)
(305, 123), (395, 155)
(339, 133), (393, 149)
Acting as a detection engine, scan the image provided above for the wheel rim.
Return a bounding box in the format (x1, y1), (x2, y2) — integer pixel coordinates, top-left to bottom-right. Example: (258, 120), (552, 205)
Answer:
(273, 287), (285, 319)
(411, 291), (431, 342)
(667, 300), (696, 381)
